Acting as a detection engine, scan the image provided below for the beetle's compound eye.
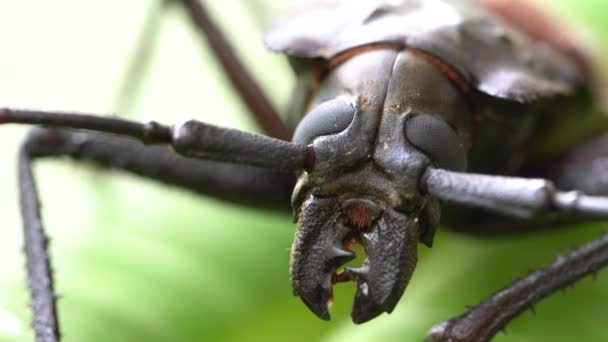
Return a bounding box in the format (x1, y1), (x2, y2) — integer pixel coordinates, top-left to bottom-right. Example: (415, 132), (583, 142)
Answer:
(292, 98), (355, 145)
(404, 113), (467, 171)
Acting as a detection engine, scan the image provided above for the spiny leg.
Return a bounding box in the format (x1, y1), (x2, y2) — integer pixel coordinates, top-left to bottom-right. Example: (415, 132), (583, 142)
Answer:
(425, 233), (608, 342)
(421, 135), (608, 341)
(1, 108), (308, 342)
(19, 141), (61, 342)
(174, 0), (291, 140)
(17, 128), (297, 341)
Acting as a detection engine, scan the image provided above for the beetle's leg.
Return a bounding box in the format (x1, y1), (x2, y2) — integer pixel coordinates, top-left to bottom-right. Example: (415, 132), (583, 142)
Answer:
(17, 124), (297, 342)
(425, 232), (608, 342)
(19, 138), (61, 342)
(174, 0), (290, 140)
(0, 108), (309, 172)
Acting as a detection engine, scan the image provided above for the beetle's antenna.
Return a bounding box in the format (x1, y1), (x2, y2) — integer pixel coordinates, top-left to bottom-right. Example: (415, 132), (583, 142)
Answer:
(0, 108), (309, 172)
(423, 168), (608, 218)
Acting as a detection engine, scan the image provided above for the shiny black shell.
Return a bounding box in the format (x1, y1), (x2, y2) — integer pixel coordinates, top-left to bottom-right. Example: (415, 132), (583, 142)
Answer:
(265, 0), (584, 102)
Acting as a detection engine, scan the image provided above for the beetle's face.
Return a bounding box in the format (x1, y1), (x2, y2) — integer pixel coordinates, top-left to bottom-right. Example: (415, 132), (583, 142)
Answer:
(289, 96), (442, 323)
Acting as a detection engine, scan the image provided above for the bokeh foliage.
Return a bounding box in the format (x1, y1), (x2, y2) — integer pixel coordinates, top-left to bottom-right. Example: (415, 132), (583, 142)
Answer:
(0, 1), (607, 341)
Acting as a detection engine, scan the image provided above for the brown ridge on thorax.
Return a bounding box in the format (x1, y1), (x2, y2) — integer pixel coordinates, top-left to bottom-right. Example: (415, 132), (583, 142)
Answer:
(327, 42), (405, 69)
(314, 42), (404, 84)
(318, 43), (473, 99)
(406, 47), (472, 96)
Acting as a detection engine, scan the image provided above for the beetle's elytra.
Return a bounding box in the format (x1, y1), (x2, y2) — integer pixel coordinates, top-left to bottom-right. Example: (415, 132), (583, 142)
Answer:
(1, 0), (607, 341)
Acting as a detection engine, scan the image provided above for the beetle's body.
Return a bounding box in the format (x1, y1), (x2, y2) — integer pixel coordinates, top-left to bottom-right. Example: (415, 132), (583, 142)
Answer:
(262, 0), (608, 325)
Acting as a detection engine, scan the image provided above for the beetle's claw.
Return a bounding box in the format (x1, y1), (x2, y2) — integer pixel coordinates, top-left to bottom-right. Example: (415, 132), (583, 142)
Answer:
(299, 290), (331, 321)
(347, 254), (405, 324)
(295, 245), (355, 321)
(346, 261), (386, 323)
(291, 198), (419, 323)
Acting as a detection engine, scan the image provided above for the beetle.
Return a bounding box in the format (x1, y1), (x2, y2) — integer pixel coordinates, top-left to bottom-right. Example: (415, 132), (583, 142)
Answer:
(0, 0), (604, 340)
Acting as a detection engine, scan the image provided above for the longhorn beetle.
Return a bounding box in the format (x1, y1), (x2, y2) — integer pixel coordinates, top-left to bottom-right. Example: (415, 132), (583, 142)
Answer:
(1, 0), (608, 341)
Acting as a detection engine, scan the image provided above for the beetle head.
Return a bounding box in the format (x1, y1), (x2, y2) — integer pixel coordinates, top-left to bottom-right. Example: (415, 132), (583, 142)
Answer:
(289, 97), (443, 323)
(290, 194), (423, 323)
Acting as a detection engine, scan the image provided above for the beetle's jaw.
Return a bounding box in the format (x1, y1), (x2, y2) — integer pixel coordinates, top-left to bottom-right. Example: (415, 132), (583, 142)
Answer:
(290, 196), (420, 323)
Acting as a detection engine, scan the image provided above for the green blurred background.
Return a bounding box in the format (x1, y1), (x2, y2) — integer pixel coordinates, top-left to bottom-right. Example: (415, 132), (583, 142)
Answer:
(0, 1), (607, 341)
